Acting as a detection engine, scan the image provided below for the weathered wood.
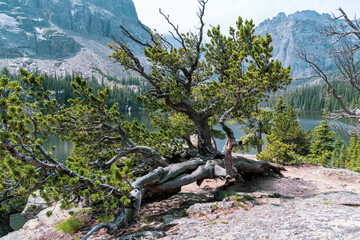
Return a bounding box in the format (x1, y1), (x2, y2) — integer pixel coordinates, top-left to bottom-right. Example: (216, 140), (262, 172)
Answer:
(132, 159), (204, 189)
(147, 161), (215, 193)
(83, 155), (285, 239)
(81, 189), (142, 240)
(210, 155), (285, 176)
(219, 100), (242, 178)
(232, 155), (286, 176)
(190, 134), (218, 151)
(102, 146), (168, 168)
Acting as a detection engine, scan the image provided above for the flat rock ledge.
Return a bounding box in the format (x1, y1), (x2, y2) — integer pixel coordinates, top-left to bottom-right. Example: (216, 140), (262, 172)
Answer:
(318, 167), (360, 183)
(3, 165), (360, 240)
(156, 191), (360, 240)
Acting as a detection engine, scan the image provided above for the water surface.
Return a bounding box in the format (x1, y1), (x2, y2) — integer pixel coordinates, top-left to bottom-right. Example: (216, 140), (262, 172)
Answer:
(46, 110), (353, 160)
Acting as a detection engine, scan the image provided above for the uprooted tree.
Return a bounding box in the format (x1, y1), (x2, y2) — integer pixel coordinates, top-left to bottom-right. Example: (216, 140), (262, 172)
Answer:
(298, 8), (360, 135)
(0, 0), (291, 238)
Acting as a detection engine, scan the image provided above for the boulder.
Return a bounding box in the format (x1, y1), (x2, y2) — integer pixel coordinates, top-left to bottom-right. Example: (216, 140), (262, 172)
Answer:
(21, 190), (48, 220)
(1, 204), (88, 240)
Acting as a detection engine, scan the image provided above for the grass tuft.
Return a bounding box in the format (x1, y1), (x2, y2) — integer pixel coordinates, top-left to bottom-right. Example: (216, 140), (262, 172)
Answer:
(56, 216), (84, 233)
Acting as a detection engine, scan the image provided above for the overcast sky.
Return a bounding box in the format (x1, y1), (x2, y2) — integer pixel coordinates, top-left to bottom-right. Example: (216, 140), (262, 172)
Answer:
(132, 0), (359, 34)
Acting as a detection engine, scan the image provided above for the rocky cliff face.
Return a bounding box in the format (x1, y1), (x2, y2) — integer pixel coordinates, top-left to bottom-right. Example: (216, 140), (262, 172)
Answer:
(256, 10), (334, 79)
(0, 4), (341, 81)
(0, 0), (148, 79)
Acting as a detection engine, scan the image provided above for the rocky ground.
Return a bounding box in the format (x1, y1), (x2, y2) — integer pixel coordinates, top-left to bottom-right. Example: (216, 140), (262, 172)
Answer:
(118, 155), (360, 240)
(2, 155), (360, 240)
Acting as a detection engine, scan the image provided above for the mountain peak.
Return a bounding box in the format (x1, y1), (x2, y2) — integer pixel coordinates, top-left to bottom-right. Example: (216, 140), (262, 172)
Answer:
(256, 10), (334, 79)
(274, 12), (287, 21)
(289, 10), (331, 21)
(268, 10), (331, 23)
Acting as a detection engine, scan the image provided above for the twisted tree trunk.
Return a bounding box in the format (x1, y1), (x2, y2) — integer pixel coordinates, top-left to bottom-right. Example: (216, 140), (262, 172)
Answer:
(82, 154), (285, 240)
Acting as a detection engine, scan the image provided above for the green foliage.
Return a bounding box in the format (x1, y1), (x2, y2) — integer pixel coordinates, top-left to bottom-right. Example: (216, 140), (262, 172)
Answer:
(110, 15), (291, 154)
(56, 216), (84, 233)
(122, 119), (184, 159)
(97, 215), (114, 223)
(239, 107), (273, 153)
(205, 18), (291, 119)
(263, 78), (358, 112)
(306, 120), (335, 166)
(0, 67), (144, 111)
(347, 137), (358, 167)
(0, 69), (176, 221)
(258, 96), (311, 165)
(331, 136), (344, 167)
(337, 144), (348, 168)
(350, 140), (360, 169)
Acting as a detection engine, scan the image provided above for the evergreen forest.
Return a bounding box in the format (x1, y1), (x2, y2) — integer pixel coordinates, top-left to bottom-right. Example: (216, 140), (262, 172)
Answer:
(0, 67), (145, 111)
(264, 78), (358, 112)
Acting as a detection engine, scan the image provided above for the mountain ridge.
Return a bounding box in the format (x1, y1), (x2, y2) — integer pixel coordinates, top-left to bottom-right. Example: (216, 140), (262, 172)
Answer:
(255, 10), (334, 79)
(0, 0), (148, 81)
(0, 3), (342, 82)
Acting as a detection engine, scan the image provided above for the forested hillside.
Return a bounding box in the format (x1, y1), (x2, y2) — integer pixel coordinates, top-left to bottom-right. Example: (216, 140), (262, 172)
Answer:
(263, 79), (358, 111)
(0, 67), (145, 111)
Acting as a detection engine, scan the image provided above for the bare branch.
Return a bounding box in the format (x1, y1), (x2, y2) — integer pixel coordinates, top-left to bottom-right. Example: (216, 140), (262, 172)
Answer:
(101, 146), (167, 168)
(120, 25), (151, 48)
(338, 8), (360, 40)
(111, 38), (163, 90)
(159, 8), (187, 50)
(297, 44), (356, 116)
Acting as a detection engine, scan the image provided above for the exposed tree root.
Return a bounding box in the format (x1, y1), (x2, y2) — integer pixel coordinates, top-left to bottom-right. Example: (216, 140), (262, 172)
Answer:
(232, 155), (286, 176)
(81, 155), (285, 239)
(81, 189), (142, 240)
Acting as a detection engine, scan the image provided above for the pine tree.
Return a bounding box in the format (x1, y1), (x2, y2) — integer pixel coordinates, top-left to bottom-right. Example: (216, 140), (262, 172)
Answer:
(240, 105), (272, 154)
(338, 144), (348, 168)
(258, 96), (311, 164)
(349, 141), (360, 169)
(331, 136), (344, 167)
(346, 136), (358, 168)
(308, 119), (335, 166)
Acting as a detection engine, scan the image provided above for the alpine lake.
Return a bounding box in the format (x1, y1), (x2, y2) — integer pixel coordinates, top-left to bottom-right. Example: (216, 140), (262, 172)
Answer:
(45, 111), (352, 162)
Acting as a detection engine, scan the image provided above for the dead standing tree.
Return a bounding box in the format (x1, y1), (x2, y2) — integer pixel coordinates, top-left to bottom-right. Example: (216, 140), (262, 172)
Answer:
(298, 8), (360, 135)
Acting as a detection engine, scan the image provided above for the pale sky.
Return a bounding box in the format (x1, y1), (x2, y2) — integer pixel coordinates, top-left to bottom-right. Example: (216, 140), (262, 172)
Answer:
(132, 0), (359, 34)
